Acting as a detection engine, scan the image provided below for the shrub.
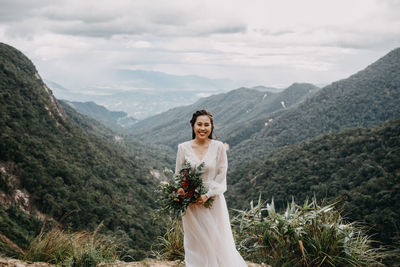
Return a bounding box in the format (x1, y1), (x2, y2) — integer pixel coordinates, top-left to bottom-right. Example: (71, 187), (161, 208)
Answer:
(23, 224), (119, 266)
(231, 197), (385, 267)
(151, 217), (184, 261)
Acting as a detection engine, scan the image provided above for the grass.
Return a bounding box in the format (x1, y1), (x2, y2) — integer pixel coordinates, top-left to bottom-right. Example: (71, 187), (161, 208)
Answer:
(151, 217), (184, 261)
(231, 196), (385, 267)
(2, 197), (389, 266)
(1, 222), (119, 266)
(152, 197), (387, 267)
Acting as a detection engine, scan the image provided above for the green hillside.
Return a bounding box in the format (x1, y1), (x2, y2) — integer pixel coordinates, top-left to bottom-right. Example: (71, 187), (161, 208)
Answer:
(0, 43), (161, 259)
(229, 47), (400, 167)
(59, 100), (175, 172)
(129, 83), (319, 149)
(227, 118), (400, 247)
(64, 100), (138, 129)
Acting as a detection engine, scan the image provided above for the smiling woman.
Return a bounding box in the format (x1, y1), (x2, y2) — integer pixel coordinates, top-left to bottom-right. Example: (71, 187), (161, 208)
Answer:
(190, 110), (214, 140)
(174, 109), (247, 267)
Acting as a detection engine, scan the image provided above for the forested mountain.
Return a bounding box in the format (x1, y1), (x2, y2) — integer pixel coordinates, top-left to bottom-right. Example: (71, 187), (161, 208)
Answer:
(228, 47), (400, 167)
(0, 43), (163, 259)
(64, 100), (138, 130)
(59, 100), (175, 172)
(129, 83), (319, 149)
(226, 118), (400, 248)
(128, 48), (400, 170)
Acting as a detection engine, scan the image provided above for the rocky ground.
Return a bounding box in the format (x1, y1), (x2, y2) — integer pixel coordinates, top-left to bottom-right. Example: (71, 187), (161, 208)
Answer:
(0, 258), (51, 267)
(0, 258), (268, 267)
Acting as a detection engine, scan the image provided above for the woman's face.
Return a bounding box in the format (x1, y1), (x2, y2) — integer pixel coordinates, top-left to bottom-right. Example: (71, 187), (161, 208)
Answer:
(193, 115), (212, 140)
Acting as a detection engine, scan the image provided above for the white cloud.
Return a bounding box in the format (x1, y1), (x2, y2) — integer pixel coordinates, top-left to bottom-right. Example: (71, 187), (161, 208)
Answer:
(0, 0), (399, 89)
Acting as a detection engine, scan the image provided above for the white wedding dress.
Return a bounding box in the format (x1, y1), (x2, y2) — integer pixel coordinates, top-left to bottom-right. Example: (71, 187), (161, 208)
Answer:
(175, 139), (247, 267)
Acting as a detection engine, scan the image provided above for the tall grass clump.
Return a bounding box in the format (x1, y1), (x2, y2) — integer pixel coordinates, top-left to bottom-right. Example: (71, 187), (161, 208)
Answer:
(23, 223), (119, 266)
(231, 197), (385, 267)
(151, 217), (184, 261)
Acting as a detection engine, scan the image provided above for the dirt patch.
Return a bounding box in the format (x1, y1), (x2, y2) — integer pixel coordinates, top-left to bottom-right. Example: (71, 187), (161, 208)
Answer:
(0, 258), (268, 267)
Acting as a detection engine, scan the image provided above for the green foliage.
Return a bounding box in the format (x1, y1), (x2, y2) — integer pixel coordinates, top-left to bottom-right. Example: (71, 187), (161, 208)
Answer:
(23, 224), (119, 266)
(0, 204), (42, 254)
(227, 118), (400, 252)
(151, 217), (184, 261)
(231, 197), (385, 267)
(0, 42), (163, 259)
(157, 161), (213, 218)
(59, 100), (175, 172)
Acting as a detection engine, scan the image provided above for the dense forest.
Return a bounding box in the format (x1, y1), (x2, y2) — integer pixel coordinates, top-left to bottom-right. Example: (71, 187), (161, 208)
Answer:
(227, 118), (400, 248)
(0, 43), (165, 259)
(59, 100), (175, 172)
(129, 83), (319, 149)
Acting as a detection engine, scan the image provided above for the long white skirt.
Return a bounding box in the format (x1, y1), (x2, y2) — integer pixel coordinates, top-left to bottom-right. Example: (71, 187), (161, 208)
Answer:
(182, 194), (248, 267)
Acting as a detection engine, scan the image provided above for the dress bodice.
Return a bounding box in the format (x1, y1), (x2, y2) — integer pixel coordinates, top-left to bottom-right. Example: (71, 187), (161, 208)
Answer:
(175, 139), (228, 197)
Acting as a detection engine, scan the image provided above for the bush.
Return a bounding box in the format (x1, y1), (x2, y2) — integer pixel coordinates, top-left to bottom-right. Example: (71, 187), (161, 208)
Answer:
(23, 224), (119, 266)
(231, 197), (385, 267)
(151, 217), (184, 261)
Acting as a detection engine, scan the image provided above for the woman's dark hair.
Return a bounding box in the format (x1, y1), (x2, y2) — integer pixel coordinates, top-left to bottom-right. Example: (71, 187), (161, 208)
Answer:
(190, 110), (214, 139)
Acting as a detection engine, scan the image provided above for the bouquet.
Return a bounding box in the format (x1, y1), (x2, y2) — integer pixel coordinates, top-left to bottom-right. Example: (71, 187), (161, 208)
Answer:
(158, 160), (214, 217)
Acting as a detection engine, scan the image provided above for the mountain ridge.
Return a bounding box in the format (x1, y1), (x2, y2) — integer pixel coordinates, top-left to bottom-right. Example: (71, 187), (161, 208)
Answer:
(0, 42), (162, 259)
(64, 100), (138, 129)
(227, 47), (400, 167)
(129, 82), (319, 149)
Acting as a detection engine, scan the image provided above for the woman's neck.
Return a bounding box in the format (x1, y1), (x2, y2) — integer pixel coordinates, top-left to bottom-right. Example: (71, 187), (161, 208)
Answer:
(193, 138), (211, 146)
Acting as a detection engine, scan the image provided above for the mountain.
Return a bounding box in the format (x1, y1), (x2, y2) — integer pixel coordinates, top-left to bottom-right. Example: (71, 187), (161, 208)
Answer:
(64, 100), (138, 130)
(59, 100), (175, 174)
(0, 43), (162, 259)
(226, 118), (400, 248)
(46, 81), (218, 120)
(45, 69), (244, 120)
(129, 83), (319, 149)
(128, 47), (400, 170)
(110, 69), (237, 91)
(228, 47), (400, 167)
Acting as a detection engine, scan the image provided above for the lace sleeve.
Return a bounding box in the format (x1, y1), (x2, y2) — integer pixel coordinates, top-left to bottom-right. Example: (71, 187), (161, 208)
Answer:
(206, 142), (227, 197)
(175, 144), (185, 175)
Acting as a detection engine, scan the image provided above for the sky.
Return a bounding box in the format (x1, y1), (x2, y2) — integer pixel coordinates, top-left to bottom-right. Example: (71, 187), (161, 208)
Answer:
(1, 0), (400, 90)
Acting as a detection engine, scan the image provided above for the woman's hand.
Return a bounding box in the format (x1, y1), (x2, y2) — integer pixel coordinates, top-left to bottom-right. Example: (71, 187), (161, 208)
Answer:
(196, 194), (208, 205)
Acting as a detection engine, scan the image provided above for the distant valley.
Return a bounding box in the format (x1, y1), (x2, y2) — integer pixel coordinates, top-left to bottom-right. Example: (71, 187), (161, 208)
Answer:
(45, 69), (265, 119)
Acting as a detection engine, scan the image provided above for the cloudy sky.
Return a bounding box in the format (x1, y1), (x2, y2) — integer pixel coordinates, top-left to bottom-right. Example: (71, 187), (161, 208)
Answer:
(1, 0), (400, 90)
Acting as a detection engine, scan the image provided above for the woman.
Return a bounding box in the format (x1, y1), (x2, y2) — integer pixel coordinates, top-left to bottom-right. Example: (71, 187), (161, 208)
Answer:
(175, 110), (247, 267)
